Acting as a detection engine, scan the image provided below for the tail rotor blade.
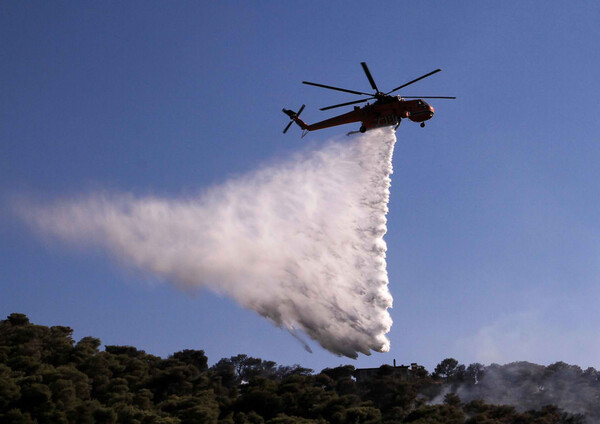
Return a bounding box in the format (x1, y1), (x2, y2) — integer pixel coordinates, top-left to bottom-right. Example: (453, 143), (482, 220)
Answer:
(298, 104), (305, 115)
(283, 121), (294, 134)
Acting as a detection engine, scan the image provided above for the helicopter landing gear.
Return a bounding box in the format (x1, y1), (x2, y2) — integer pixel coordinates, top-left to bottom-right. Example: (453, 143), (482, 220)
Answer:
(359, 125), (367, 133)
(420, 122), (425, 128)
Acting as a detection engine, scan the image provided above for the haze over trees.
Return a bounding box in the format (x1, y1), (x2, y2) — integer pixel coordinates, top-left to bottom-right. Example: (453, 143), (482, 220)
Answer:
(0, 313), (593, 423)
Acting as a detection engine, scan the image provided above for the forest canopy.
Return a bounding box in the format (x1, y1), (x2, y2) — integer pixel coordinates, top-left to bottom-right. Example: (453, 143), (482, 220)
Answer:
(0, 313), (593, 423)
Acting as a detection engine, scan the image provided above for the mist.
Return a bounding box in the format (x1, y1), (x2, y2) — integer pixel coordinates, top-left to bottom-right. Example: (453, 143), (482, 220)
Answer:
(431, 361), (599, 422)
(17, 129), (396, 358)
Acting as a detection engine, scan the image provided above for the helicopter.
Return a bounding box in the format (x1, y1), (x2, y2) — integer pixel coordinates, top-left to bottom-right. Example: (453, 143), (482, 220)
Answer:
(283, 62), (455, 136)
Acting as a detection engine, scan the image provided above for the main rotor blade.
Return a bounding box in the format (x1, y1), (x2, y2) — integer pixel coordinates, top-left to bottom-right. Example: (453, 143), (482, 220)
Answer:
(401, 96), (456, 99)
(302, 81), (371, 96)
(361, 62), (379, 93)
(320, 97), (373, 111)
(387, 69), (442, 94)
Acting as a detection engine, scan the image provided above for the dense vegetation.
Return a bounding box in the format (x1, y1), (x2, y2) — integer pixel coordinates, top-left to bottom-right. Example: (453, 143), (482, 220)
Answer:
(0, 313), (592, 423)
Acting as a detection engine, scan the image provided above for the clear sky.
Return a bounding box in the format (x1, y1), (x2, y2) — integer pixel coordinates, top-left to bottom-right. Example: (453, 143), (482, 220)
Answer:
(2, 1), (600, 372)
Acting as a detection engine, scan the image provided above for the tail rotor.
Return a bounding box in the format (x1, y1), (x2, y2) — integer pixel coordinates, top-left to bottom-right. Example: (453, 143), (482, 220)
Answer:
(282, 104), (305, 134)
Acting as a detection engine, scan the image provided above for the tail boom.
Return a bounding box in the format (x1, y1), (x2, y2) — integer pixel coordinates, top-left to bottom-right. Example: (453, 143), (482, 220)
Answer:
(283, 106), (363, 134)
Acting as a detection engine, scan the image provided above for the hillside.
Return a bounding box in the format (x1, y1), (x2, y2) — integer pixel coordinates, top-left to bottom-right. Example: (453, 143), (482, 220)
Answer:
(0, 313), (591, 423)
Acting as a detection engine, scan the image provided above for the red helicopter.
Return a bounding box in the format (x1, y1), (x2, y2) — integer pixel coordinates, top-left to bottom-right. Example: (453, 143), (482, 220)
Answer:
(283, 62), (455, 136)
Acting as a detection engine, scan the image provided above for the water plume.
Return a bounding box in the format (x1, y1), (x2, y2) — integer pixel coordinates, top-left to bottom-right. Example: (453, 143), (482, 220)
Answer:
(18, 129), (397, 358)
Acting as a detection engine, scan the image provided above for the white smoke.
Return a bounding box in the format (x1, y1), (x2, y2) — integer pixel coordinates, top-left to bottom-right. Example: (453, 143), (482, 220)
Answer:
(18, 129), (396, 358)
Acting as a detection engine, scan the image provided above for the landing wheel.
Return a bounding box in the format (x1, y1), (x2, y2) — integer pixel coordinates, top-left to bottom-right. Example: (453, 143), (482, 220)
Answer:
(420, 122), (425, 128)
(359, 125), (367, 133)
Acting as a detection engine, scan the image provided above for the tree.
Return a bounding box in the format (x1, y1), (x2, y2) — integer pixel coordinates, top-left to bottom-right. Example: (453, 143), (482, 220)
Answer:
(444, 392), (461, 408)
(433, 358), (459, 380)
(0, 314), (593, 424)
(466, 363), (485, 385)
(159, 392), (219, 424)
(172, 349), (208, 373)
(236, 377), (282, 420)
(403, 404), (465, 424)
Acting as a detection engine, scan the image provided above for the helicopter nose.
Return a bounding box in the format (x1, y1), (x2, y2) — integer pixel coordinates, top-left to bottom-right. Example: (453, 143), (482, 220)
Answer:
(428, 105), (435, 119)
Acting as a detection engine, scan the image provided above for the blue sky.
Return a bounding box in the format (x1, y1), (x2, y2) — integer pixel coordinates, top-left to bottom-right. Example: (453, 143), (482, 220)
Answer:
(2, 1), (600, 372)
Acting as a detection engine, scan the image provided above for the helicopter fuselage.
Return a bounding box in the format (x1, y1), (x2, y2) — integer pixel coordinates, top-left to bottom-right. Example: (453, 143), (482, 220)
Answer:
(296, 97), (434, 133)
